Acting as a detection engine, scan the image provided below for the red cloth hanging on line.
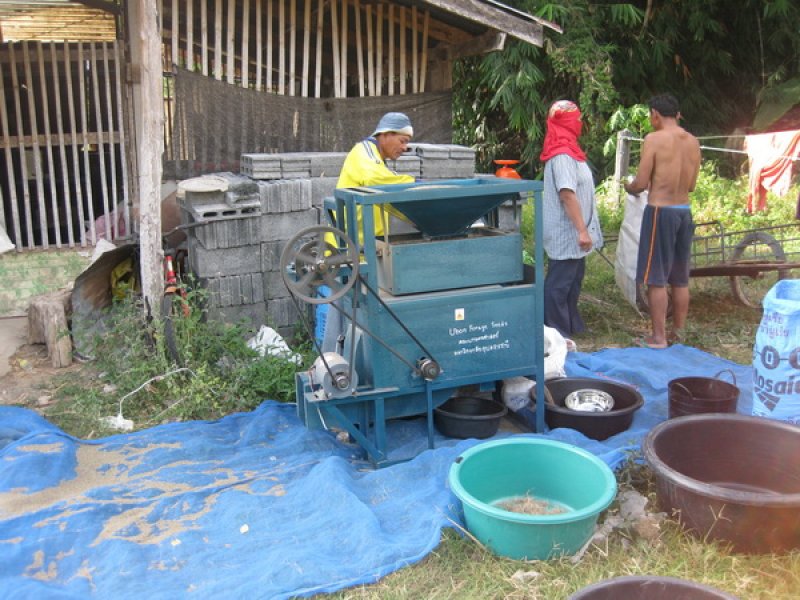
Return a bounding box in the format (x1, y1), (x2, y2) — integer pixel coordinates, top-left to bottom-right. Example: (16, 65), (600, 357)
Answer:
(745, 129), (800, 212)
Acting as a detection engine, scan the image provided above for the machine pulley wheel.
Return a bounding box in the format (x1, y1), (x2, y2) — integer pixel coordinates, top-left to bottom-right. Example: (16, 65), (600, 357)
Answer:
(279, 225), (359, 305)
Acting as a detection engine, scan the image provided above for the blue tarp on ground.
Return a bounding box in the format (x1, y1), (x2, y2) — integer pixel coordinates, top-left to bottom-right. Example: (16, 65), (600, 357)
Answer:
(0, 345), (752, 599)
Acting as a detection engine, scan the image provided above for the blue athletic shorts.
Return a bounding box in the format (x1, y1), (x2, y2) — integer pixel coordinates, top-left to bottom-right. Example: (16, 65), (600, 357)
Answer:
(636, 204), (694, 287)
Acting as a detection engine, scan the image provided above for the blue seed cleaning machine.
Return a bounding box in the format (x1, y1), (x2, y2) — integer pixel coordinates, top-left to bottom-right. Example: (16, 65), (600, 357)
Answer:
(280, 178), (545, 466)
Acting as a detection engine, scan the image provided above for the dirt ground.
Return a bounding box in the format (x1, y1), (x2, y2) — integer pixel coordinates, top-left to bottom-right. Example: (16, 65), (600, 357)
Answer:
(0, 342), (84, 409)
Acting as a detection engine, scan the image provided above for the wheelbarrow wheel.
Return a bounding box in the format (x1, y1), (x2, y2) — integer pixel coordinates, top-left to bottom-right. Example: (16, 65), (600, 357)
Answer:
(729, 232), (789, 308)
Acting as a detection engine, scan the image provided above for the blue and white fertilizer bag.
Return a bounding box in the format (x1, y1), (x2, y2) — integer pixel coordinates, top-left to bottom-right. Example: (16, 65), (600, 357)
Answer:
(753, 279), (800, 423)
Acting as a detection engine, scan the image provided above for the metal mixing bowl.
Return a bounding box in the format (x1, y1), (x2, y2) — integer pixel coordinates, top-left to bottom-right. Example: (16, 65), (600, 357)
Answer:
(564, 389), (615, 412)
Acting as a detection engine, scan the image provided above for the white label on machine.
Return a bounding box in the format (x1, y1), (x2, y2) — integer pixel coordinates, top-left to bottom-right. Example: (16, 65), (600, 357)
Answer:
(454, 308), (465, 321)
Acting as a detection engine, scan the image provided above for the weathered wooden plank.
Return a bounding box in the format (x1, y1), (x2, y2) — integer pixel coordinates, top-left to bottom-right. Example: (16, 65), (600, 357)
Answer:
(201, 0), (208, 75)
(214, 0), (222, 79)
(266, 0), (273, 90)
(399, 7), (406, 95)
(77, 42), (96, 245)
(113, 41), (131, 241)
(415, 0), (545, 47)
(314, 0), (323, 98)
(278, 0), (286, 94)
(242, 0), (250, 88)
(103, 42), (121, 240)
(90, 43), (112, 241)
(186, 0), (194, 70)
(365, 3), (373, 96)
(375, 3), (383, 96)
(64, 40), (87, 246)
(412, 5), (418, 93)
(330, 0), (340, 97)
(23, 42), (49, 248)
(387, 4), (394, 96)
(420, 10), (429, 93)
(301, 0), (311, 97)
(255, 0), (262, 90)
(171, 0), (179, 67)
(289, 0), (296, 96)
(340, 0), (348, 97)
(9, 44), (34, 248)
(226, 0), (235, 83)
(4, 132), (123, 147)
(355, 0), (365, 97)
(0, 58), (23, 249)
(37, 42), (61, 247)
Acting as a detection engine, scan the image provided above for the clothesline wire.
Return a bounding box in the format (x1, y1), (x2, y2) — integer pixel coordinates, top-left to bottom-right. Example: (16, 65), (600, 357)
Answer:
(620, 135), (800, 163)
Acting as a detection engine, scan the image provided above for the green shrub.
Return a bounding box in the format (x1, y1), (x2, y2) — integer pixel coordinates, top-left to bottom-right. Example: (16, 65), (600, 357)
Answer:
(48, 288), (310, 434)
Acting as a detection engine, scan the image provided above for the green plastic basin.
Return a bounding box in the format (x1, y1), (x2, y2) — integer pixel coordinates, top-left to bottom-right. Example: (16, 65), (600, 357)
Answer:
(448, 438), (617, 560)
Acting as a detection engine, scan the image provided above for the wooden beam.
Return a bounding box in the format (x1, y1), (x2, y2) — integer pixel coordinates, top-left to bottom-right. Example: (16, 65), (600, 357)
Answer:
(431, 30), (506, 61)
(415, 0), (545, 47)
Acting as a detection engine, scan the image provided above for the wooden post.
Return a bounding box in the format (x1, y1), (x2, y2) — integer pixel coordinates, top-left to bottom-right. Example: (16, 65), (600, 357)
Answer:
(255, 0), (262, 90)
(214, 0), (222, 79)
(242, 0), (250, 88)
(129, 0), (165, 309)
(314, 0), (323, 97)
(355, 0), (365, 97)
(420, 11), (429, 93)
(399, 7), (406, 95)
(375, 3), (383, 96)
(301, 0), (311, 97)
(226, 0), (235, 83)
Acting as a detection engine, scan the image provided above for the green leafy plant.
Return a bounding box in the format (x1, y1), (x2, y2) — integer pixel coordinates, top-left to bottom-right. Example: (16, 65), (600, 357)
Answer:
(46, 289), (311, 435)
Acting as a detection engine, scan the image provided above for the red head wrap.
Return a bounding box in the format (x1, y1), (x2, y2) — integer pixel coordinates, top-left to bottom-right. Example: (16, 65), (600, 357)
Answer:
(539, 100), (587, 163)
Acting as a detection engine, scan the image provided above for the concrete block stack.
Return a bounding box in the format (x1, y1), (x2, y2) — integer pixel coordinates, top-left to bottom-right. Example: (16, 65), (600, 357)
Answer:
(183, 145), (480, 337)
(407, 143), (476, 179)
(390, 154), (422, 178)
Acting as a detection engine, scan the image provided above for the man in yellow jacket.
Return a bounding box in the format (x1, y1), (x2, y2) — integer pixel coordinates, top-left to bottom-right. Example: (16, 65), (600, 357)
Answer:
(320, 113), (416, 351)
(335, 112), (416, 242)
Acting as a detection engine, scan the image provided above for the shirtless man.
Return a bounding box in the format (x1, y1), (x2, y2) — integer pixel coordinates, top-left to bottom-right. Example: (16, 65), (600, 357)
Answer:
(624, 94), (701, 349)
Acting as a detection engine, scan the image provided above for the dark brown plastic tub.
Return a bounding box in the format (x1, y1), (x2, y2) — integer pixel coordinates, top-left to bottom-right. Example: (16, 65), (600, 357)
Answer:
(434, 396), (507, 439)
(643, 414), (800, 553)
(569, 575), (739, 599)
(668, 369), (739, 419)
(544, 378), (644, 440)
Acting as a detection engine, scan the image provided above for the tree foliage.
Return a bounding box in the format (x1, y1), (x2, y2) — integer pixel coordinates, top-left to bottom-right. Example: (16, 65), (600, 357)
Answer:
(453, 0), (800, 178)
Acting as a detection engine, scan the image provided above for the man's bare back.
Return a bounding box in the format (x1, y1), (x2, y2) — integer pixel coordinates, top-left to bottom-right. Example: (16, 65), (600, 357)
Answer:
(625, 113), (700, 206)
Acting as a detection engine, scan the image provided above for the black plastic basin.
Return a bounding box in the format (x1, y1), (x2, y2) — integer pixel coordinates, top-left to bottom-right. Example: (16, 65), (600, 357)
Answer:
(434, 396), (507, 439)
(544, 378), (644, 440)
(643, 414), (800, 553)
(569, 575), (739, 599)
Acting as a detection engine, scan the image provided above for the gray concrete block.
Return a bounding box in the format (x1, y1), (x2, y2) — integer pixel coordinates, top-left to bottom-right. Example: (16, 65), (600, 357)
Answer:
(261, 209), (318, 241)
(266, 296), (301, 329)
(310, 153), (347, 177)
(262, 240), (284, 272)
(408, 143), (450, 159)
(192, 214), (263, 249)
(293, 179), (313, 212)
(188, 239), (263, 277)
(390, 155), (421, 177)
(264, 270), (291, 300)
(311, 177), (338, 208)
(241, 154), (281, 179)
(204, 273), (266, 307)
(446, 144), (477, 160)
